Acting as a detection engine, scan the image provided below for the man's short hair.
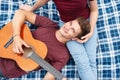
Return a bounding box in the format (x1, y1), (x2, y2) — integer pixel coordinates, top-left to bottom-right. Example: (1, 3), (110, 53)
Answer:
(76, 16), (91, 39)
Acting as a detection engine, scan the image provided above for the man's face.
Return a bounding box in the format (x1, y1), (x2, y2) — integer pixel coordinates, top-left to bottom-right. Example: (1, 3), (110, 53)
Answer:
(59, 20), (81, 39)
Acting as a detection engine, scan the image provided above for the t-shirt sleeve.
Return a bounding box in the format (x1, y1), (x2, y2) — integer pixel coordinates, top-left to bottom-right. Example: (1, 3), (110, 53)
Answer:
(34, 15), (56, 27)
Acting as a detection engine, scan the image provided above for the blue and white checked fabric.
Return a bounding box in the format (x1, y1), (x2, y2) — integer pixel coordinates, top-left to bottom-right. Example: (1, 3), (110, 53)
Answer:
(1, 0), (120, 80)
(97, 0), (120, 80)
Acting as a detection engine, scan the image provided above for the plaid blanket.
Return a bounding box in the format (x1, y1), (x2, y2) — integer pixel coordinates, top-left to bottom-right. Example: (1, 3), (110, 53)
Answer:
(0, 0), (120, 80)
(97, 0), (120, 80)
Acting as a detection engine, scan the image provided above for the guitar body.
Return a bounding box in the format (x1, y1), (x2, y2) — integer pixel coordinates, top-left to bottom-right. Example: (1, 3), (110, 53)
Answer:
(0, 22), (47, 72)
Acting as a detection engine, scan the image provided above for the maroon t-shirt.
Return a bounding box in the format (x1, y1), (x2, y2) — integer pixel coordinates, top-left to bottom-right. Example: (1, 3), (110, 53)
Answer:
(53, 0), (93, 22)
(0, 15), (70, 78)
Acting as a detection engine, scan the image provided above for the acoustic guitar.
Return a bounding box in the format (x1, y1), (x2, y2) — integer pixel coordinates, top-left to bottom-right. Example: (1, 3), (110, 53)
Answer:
(0, 22), (48, 72)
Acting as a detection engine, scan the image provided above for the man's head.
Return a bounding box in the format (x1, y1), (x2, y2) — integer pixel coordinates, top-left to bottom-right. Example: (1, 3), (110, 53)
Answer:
(59, 16), (91, 40)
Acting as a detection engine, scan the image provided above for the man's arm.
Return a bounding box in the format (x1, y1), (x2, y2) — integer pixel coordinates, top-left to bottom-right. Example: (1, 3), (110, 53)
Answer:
(12, 10), (36, 35)
(12, 10), (36, 53)
(20, 0), (49, 11)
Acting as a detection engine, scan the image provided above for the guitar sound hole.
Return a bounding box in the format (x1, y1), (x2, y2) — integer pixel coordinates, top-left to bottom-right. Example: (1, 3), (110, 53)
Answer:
(22, 45), (33, 58)
(17, 53), (23, 56)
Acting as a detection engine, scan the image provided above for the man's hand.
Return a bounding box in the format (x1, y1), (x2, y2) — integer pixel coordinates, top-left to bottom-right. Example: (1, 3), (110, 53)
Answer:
(20, 4), (33, 12)
(13, 36), (29, 54)
(62, 78), (67, 80)
(43, 72), (67, 80)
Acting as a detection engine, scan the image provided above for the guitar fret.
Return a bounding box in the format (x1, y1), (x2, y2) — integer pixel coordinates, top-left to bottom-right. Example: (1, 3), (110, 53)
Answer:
(29, 51), (65, 80)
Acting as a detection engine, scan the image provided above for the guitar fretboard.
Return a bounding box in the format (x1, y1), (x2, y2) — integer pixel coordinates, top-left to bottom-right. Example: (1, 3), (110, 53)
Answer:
(29, 51), (65, 80)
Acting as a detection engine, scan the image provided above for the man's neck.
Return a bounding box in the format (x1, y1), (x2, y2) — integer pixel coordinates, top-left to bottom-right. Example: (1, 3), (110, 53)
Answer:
(55, 30), (70, 44)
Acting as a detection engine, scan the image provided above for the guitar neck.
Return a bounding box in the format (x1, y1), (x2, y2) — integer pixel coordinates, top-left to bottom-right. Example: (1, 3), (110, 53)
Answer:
(29, 51), (65, 80)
